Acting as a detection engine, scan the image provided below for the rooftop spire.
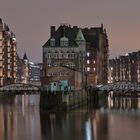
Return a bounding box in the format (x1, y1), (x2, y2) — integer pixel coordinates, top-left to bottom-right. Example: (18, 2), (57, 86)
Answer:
(75, 28), (85, 41)
(23, 52), (28, 60)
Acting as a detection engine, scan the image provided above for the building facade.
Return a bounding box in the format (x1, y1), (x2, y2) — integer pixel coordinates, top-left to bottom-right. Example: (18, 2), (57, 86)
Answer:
(0, 18), (17, 86)
(109, 51), (140, 83)
(41, 24), (109, 90)
(17, 53), (41, 85)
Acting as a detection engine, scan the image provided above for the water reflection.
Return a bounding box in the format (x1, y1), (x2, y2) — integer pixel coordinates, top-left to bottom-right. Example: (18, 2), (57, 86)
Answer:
(0, 95), (41, 140)
(108, 95), (140, 110)
(0, 94), (140, 140)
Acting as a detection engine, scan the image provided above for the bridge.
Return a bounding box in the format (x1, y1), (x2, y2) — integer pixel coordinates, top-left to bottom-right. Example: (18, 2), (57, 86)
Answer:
(0, 83), (41, 91)
(99, 82), (140, 92)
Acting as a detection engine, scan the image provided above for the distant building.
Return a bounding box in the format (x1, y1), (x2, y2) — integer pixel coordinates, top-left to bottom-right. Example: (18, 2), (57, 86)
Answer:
(109, 51), (140, 83)
(17, 53), (41, 85)
(41, 24), (109, 90)
(29, 61), (40, 84)
(0, 18), (17, 86)
(16, 55), (24, 83)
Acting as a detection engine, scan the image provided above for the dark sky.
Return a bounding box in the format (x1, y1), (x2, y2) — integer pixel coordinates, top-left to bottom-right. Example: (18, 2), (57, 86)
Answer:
(0, 0), (140, 62)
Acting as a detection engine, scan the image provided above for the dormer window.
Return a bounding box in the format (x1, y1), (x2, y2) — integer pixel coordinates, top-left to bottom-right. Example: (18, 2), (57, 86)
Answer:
(60, 25), (69, 46)
(50, 38), (55, 46)
(60, 36), (69, 46)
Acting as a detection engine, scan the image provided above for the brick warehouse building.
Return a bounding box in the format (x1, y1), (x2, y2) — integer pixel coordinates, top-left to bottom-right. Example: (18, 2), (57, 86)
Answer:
(109, 51), (140, 83)
(0, 19), (17, 86)
(41, 24), (109, 90)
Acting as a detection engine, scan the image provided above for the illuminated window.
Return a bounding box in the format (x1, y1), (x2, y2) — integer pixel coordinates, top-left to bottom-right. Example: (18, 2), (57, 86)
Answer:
(87, 60), (90, 64)
(87, 52), (90, 57)
(47, 63), (51, 67)
(87, 67), (90, 71)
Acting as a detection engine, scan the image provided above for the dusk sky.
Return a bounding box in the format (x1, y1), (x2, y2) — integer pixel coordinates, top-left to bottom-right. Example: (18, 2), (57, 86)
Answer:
(0, 0), (140, 62)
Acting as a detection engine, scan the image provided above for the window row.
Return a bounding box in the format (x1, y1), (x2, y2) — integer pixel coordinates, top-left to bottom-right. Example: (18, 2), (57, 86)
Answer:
(50, 39), (69, 47)
(47, 62), (75, 68)
(48, 72), (69, 77)
(87, 60), (96, 64)
(47, 52), (76, 59)
(87, 67), (96, 72)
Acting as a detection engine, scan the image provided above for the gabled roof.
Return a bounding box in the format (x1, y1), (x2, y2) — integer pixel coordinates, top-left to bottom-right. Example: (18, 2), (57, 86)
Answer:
(43, 24), (106, 49)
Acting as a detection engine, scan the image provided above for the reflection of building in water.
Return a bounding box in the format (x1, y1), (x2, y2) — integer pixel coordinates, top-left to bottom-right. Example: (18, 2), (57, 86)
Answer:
(0, 100), (17, 140)
(40, 111), (109, 140)
(88, 111), (109, 140)
(0, 95), (41, 140)
(108, 96), (138, 109)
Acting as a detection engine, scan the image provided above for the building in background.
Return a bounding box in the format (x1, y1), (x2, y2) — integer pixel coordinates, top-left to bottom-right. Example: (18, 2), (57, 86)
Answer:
(29, 61), (41, 85)
(0, 18), (17, 86)
(17, 53), (41, 85)
(85, 24), (108, 85)
(109, 51), (140, 83)
(41, 24), (109, 90)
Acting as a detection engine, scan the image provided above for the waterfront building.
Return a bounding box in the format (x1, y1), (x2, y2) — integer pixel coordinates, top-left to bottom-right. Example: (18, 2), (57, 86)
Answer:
(109, 51), (140, 83)
(28, 61), (41, 85)
(41, 24), (109, 90)
(0, 18), (17, 86)
(17, 53), (41, 85)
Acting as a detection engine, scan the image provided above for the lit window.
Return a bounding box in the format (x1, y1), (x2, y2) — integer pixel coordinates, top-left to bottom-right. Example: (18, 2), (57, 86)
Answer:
(93, 67), (96, 71)
(47, 63), (51, 67)
(87, 52), (90, 57)
(87, 67), (90, 71)
(93, 60), (95, 64)
(87, 60), (90, 64)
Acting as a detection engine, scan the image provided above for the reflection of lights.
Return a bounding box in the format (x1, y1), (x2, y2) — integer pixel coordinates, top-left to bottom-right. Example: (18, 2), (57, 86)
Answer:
(85, 119), (92, 140)
(22, 95), (25, 117)
(108, 96), (114, 108)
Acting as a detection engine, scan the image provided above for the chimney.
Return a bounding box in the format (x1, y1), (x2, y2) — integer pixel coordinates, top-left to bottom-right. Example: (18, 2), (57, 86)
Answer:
(50, 26), (55, 37)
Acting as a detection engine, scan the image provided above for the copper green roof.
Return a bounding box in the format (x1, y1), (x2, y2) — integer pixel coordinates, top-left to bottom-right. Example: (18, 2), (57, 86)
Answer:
(75, 29), (85, 41)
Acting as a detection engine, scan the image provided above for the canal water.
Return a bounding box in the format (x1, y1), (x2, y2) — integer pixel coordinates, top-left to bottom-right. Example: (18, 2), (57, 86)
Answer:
(0, 94), (140, 140)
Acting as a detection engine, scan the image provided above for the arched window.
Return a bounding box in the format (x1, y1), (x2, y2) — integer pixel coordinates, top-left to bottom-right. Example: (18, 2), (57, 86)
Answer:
(67, 51), (70, 58)
(60, 51), (63, 58)
(71, 51), (75, 59)
(54, 51), (58, 58)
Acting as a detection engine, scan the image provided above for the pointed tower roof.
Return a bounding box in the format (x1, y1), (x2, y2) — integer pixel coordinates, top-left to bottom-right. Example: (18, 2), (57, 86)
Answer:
(75, 29), (85, 41)
(23, 52), (28, 60)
